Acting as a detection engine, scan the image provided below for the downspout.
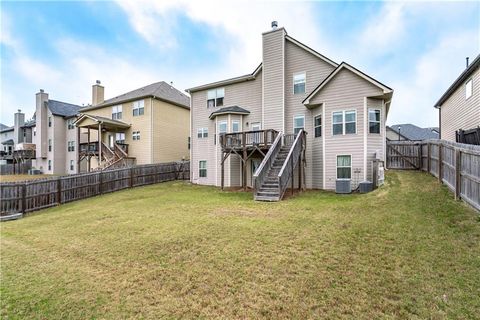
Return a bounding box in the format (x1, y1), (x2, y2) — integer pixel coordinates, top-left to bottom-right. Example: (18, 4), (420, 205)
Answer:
(151, 97), (154, 163)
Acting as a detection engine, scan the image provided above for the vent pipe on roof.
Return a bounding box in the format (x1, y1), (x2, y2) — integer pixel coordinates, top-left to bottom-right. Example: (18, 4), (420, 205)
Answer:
(271, 21), (278, 29)
(466, 57), (469, 68)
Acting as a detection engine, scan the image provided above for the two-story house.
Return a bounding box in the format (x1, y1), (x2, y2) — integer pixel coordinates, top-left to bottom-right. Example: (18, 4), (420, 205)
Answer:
(434, 54), (480, 145)
(75, 80), (190, 171)
(187, 23), (393, 200)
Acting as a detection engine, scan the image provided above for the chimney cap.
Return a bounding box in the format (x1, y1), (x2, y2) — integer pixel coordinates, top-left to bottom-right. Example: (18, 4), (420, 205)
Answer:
(271, 21), (278, 29)
(466, 57), (470, 68)
(40, 89), (44, 93)
(17, 109), (21, 113)
(96, 80), (101, 85)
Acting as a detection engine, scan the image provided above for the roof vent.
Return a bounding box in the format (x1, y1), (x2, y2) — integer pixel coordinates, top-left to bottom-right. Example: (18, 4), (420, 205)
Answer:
(466, 57), (469, 68)
(96, 80), (101, 85)
(271, 21), (278, 29)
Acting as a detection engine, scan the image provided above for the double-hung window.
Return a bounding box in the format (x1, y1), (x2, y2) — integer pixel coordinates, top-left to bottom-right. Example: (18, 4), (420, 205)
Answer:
(67, 141), (75, 152)
(293, 115), (305, 135)
(314, 115), (322, 138)
(293, 73), (306, 94)
(207, 88), (224, 108)
(218, 121), (227, 135)
(133, 100), (144, 116)
(70, 160), (74, 171)
(466, 78), (473, 99)
(67, 119), (75, 130)
(48, 160), (52, 171)
(199, 160), (207, 178)
(197, 128), (208, 138)
(48, 139), (52, 152)
(337, 155), (352, 179)
(332, 110), (356, 135)
(369, 109), (381, 134)
(115, 132), (125, 144)
(132, 131), (140, 141)
(232, 120), (240, 133)
(48, 117), (52, 127)
(112, 105), (122, 120)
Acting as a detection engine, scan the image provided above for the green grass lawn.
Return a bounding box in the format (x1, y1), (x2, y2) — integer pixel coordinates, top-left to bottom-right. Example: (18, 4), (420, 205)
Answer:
(1, 171), (479, 319)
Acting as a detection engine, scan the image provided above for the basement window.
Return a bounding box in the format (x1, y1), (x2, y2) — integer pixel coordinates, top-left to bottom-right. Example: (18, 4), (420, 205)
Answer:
(199, 160), (207, 178)
(293, 73), (306, 94)
(207, 88), (224, 108)
(466, 78), (473, 99)
(337, 155), (352, 179)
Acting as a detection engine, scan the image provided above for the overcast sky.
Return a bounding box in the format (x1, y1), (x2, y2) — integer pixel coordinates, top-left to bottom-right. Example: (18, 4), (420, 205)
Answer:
(1, 0), (479, 127)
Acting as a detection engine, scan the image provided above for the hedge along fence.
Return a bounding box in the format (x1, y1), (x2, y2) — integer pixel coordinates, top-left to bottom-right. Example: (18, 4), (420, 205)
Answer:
(0, 161), (190, 217)
(387, 140), (479, 211)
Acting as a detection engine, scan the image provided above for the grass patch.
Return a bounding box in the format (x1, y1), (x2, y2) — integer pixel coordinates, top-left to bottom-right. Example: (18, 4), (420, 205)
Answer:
(1, 171), (479, 319)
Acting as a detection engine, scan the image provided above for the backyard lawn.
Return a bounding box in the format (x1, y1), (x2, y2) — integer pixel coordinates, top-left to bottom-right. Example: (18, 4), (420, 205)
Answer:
(1, 171), (479, 319)
(0, 174), (57, 183)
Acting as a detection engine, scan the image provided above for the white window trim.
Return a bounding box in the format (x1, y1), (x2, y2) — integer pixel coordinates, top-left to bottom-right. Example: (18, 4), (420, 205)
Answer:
(251, 122), (261, 131)
(197, 128), (208, 138)
(207, 88), (225, 108)
(232, 120), (240, 133)
(293, 114), (305, 134)
(218, 120), (227, 134)
(132, 100), (145, 116)
(368, 108), (381, 134)
(466, 78), (473, 100)
(336, 154), (353, 180)
(198, 160), (207, 178)
(332, 110), (357, 136)
(293, 72), (306, 94)
(313, 113), (322, 138)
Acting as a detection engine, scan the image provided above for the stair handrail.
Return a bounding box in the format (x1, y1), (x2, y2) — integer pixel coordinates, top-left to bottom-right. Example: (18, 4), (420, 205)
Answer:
(277, 130), (306, 200)
(253, 133), (283, 192)
(101, 142), (116, 161)
(114, 142), (128, 158)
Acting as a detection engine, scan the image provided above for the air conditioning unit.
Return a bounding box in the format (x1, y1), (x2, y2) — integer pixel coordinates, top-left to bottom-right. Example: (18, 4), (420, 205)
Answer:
(336, 179), (351, 194)
(359, 181), (373, 193)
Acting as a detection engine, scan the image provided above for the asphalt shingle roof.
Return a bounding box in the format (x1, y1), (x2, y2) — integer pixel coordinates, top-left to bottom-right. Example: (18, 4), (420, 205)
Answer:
(83, 81), (190, 110)
(209, 106), (250, 119)
(47, 100), (82, 118)
(389, 124), (439, 141)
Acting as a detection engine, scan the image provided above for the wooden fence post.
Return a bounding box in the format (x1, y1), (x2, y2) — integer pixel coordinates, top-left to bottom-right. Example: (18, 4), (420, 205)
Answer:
(418, 143), (423, 170)
(57, 177), (62, 205)
(99, 171), (103, 194)
(22, 183), (27, 214)
(438, 143), (443, 183)
(130, 167), (134, 188)
(427, 143), (431, 173)
(455, 149), (461, 200)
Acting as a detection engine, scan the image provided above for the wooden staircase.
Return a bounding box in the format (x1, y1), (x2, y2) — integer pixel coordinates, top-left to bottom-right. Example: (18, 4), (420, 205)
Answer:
(253, 130), (306, 201)
(98, 143), (136, 171)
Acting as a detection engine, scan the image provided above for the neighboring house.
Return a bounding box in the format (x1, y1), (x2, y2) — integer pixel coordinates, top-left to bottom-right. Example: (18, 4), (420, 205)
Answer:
(0, 111), (36, 164)
(76, 80), (190, 171)
(387, 124), (439, 141)
(434, 54), (480, 144)
(187, 23), (393, 198)
(34, 89), (82, 175)
(0, 124), (14, 162)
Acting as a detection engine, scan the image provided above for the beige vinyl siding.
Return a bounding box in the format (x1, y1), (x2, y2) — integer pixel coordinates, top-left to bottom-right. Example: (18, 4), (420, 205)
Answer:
(311, 106), (324, 189)
(52, 114), (66, 174)
(262, 28), (285, 132)
(152, 99), (189, 163)
(310, 68), (384, 190)
(366, 98), (385, 180)
(65, 118), (78, 173)
(440, 66), (480, 141)
(284, 39), (336, 188)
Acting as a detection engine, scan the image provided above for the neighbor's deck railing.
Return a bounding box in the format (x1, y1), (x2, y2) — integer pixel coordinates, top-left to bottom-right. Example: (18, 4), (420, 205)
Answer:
(253, 133), (283, 191)
(0, 161), (190, 217)
(386, 140), (480, 211)
(278, 130), (306, 200)
(219, 129), (278, 150)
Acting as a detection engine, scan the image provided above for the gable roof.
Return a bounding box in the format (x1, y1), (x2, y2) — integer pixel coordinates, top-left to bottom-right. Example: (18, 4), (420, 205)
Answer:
(209, 106), (250, 119)
(47, 100), (82, 118)
(434, 54), (480, 108)
(303, 62), (393, 106)
(388, 124), (439, 141)
(73, 113), (131, 130)
(1, 138), (14, 145)
(81, 81), (190, 111)
(0, 123), (10, 131)
(0, 126), (14, 133)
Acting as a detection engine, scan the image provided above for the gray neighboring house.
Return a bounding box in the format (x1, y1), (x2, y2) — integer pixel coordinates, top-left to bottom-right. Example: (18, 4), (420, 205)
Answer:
(387, 124), (439, 141)
(434, 54), (480, 143)
(187, 23), (393, 196)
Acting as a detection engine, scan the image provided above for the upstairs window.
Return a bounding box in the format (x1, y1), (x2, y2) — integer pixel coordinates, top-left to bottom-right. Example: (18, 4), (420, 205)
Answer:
(48, 139), (52, 152)
(207, 88), (224, 108)
(314, 115), (322, 138)
(48, 117), (52, 127)
(67, 141), (75, 152)
(115, 132), (125, 144)
(112, 105), (122, 120)
(197, 128), (208, 138)
(133, 100), (144, 116)
(466, 78), (473, 99)
(67, 119), (75, 130)
(337, 155), (352, 179)
(333, 110), (356, 135)
(369, 109), (381, 134)
(132, 131), (141, 141)
(293, 73), (306, 94)
(293, 115), (305, 135)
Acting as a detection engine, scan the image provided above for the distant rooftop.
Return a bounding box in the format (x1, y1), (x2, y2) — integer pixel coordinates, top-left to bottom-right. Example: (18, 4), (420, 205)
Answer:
(47, 100), (82, 118)
(388, 124), (439, 141)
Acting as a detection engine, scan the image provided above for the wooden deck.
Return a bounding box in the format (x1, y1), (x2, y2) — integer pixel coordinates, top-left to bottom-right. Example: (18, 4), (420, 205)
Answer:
(219, 129), (278, 151)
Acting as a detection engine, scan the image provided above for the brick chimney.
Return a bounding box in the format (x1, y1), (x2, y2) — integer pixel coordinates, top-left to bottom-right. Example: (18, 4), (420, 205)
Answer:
(262, 21), (286, 133)
(36, 89), (49, 158)
(92, 80), (104, 106)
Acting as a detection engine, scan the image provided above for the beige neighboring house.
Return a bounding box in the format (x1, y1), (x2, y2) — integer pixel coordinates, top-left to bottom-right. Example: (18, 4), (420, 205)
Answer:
(434, 54), (480, 143)
(187, 23), (393, 200)
(75, 81), (190, 171)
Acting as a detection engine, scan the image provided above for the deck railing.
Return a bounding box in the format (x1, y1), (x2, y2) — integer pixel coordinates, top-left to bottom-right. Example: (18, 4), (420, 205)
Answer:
(278, 130), (306, 199)
(219, 129), (278, 150)
(253, 133), (283, 191)
(79, 142), (99, 154)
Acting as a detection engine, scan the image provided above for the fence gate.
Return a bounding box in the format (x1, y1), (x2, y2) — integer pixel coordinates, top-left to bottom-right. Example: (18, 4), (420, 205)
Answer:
(386, 142), (421, 169)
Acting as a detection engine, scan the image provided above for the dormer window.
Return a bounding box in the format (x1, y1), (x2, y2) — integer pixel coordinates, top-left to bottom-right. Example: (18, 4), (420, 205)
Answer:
(293, 73), (306, 94)
(207, 88), (224, 108)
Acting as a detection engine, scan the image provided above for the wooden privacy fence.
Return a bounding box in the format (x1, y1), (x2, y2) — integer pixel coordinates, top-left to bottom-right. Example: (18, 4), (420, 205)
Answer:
(0, 161), (190, 217)
(387, 140), (480, 211)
